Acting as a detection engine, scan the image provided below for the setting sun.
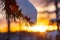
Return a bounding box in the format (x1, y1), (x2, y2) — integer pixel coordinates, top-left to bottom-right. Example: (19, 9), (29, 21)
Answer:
(30, 25), (48, 32)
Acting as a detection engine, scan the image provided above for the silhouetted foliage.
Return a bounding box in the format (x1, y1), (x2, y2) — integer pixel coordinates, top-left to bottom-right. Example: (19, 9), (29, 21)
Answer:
(0, 0), (5, 12)
(5, 0), (32, 24)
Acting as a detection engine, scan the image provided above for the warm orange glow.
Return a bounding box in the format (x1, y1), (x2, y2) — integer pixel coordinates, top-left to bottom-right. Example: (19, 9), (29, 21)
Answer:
(48, 25), (54, 31)
(10, 22), (20, 32)
(53, 26), (57, 30)
(0, 5), (58, 33)
(30, 25), (48, 32)
(0, 14), (58, 33)
(0, 23), (8, 33)
(0, 15), (58, 33)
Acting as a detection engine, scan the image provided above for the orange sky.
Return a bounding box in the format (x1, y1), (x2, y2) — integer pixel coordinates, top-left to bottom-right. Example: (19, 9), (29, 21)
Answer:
(0, 0), (60, 32)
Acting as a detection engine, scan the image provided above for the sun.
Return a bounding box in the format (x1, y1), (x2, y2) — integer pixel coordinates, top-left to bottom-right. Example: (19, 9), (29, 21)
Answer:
(26, 25), (48, 32)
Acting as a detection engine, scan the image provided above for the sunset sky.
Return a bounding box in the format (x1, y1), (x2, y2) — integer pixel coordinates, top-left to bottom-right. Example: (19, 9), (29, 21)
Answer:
(0, 0), (60, 34)
(0, 1), (60, 40)
(29, 0), (56, 12)
(0, 0), (60, 23)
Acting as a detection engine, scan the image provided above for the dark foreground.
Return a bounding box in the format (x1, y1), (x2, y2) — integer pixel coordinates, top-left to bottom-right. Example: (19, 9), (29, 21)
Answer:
(0, 31), (47, 40)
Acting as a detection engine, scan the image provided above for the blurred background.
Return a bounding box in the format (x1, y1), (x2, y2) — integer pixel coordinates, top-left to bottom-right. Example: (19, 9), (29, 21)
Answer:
(0, 0), (60, 40)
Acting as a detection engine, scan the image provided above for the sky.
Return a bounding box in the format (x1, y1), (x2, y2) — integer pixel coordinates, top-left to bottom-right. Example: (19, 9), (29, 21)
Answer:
(0, 0), (60, 23)
(16, 0), (59, 22)
(0, 0), (60, 39)
(29, 0), (56, 12)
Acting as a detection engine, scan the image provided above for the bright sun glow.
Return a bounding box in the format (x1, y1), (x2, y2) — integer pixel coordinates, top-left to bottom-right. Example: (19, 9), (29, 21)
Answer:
(19, 25), (48, 32)
(0, 2), (58, 33)
(30, 25), (48, 32)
